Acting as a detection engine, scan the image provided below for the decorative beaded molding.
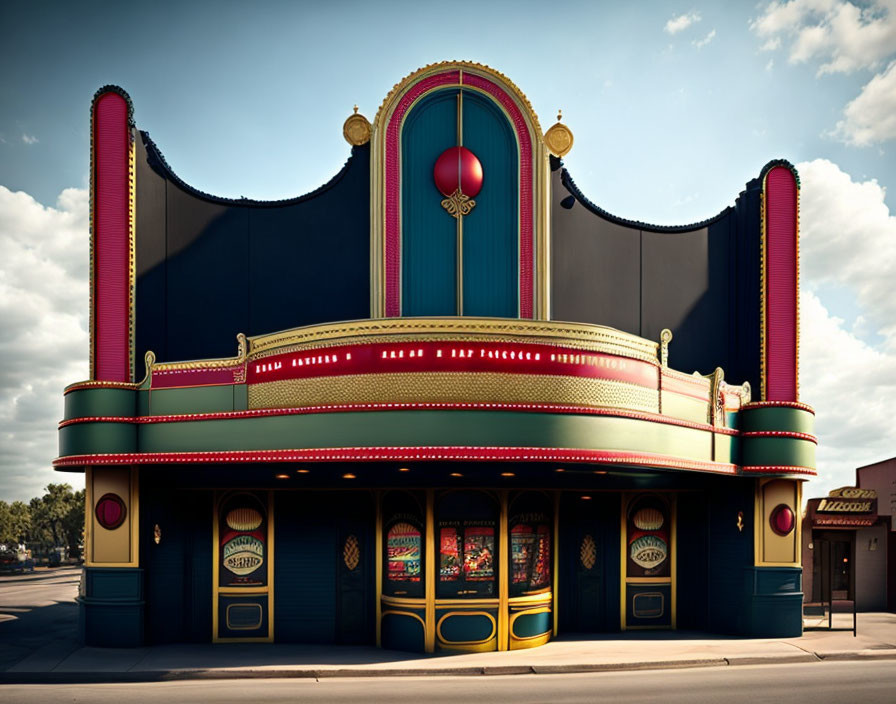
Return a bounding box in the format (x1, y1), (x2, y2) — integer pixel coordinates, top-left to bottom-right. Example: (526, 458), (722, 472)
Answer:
(53, 446), (740, 475)
(248, 317), (659, 363)
(740, 431), (817, 444)
(742, 401), (814, 413)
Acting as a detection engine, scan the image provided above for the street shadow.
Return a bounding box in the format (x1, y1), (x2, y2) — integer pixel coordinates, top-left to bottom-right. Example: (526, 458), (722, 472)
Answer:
(0, 568), (81, 671)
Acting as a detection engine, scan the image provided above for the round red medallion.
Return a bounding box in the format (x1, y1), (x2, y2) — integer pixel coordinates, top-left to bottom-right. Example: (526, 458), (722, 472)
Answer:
(433, 146), (483, 198)
(769, 504), (795, 536)
(95, 493), (127, 530)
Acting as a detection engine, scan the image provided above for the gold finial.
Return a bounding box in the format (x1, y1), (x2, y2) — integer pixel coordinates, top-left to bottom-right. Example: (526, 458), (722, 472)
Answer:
(343, 106), (371, 146)
(544, 110), (574, 157)
(660, 329), (673, 367)
(140, 350), (156, 386)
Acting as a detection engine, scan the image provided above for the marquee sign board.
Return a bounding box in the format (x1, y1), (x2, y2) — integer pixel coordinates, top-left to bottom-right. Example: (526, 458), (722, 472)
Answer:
(808, 487), (878, 529)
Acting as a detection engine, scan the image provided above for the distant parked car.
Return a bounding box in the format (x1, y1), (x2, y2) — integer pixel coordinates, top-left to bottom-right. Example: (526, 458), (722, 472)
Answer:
(0, 544), (35, 573)
(48, 546), (67, 567)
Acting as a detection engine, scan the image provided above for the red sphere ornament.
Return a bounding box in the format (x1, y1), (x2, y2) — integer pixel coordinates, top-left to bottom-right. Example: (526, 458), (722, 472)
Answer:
(95, 493), (127, 530)
(433, 146), (483, 198)
(769, 504), (795, 536)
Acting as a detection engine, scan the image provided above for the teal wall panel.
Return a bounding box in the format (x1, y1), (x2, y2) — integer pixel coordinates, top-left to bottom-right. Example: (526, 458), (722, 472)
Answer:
(274, 492), (337, 643)
(743, 567), (803, 637)
(142, 488), (213, 644)
(401, 90), (457, 316)
(512, 610), (551, 639)
(382, 612), (425, 652)
(79, 567), (145, 647)
(461, 91), (518, 317)
(437, 611), (496, 643)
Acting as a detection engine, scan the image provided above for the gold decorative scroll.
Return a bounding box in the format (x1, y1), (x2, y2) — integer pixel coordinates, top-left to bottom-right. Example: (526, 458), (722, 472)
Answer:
(441, 188), (476, 219)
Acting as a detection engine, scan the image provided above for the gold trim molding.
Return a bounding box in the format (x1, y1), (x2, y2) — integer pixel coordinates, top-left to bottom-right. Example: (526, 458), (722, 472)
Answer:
(248, 317), (659, 363)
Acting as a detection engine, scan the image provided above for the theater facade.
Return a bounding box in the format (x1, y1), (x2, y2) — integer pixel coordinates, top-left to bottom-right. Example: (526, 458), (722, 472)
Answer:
(57, 62), (815, 650)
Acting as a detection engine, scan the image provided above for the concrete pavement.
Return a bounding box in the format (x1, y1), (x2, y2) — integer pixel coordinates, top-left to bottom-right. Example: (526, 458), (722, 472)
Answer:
(1, 567), (895, 683)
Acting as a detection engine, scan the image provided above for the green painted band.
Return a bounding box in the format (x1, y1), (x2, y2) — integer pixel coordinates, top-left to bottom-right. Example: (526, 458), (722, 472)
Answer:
(741, 436), (816, 469)
(64, 388), (136, 421)
(59, 422), (137, 456)
(128, 410), (723, 463)
(739, 407), (814, 435)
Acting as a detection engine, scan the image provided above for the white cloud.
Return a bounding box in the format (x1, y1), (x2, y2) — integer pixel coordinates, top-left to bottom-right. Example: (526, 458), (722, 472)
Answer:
(751, 4), (896, 145)
(751, 0), (896, 75)
(798, 158), (896, 341)
(0, 186), (88, 502)
(797, 159), (896, 496)
(665, 11), (701, 35)
(692, 29), (716, 48)
(833, 60), (896, 145)
(766, 58), (775, 71)
(21, 134), (38, 145)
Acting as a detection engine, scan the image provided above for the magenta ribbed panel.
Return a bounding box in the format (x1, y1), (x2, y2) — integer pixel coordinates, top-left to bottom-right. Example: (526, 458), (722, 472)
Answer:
(765, 167), (797, 401)
(93, 93), (130, 381)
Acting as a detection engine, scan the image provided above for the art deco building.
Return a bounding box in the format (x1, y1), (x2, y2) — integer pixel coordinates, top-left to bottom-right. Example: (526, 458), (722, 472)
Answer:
(58, 62), (814, 649)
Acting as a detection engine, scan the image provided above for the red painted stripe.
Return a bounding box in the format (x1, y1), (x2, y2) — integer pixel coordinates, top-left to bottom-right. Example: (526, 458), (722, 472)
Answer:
(57, 402), (741, 435)
(766, 167), (797, 401)
(741, 431), (817, 444)
(93, 92), (130, 382)
(248, 341), (658, 388)
(52, 447), (739, 474)
(151, 365), (242, 389)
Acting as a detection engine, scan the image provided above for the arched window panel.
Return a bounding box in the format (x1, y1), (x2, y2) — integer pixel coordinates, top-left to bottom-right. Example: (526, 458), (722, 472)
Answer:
(626, 495), (670, 579)
(437, 491), (498, 598)
(218, 492), (268, 589)
(382, 491), (425, 598)
(509, 492), (552, 597)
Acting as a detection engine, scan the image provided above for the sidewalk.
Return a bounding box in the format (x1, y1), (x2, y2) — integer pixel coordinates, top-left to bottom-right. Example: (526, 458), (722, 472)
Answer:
(2, 613), (895, 684)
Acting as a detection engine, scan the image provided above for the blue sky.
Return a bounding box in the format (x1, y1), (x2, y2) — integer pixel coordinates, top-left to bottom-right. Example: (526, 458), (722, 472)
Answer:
(1, 0), (895, 501)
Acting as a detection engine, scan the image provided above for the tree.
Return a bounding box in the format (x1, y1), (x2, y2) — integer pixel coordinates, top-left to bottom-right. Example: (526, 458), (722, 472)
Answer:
(0, 500), (32, 547)
(28, 484), (82, 558)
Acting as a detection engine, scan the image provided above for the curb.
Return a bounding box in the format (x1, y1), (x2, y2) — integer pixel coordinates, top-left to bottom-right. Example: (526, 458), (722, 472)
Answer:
(817, 649), (896, 661)
(3, 650), (896, 685)
(725, 654), (820, 666)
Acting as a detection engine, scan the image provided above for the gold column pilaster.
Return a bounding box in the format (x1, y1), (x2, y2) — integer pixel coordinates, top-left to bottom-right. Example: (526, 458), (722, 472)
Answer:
(498, 489), (509, 650)
(375, 490), (383, 647)
(619, 493), (628, 631)
(552, 490), (560, 637)
(425, 489), (436, 653)
(670, 494), (677, 630)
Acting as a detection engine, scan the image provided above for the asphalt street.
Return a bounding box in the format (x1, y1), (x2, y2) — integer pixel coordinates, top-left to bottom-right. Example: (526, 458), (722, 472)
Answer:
(2, 660), (895, 703)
